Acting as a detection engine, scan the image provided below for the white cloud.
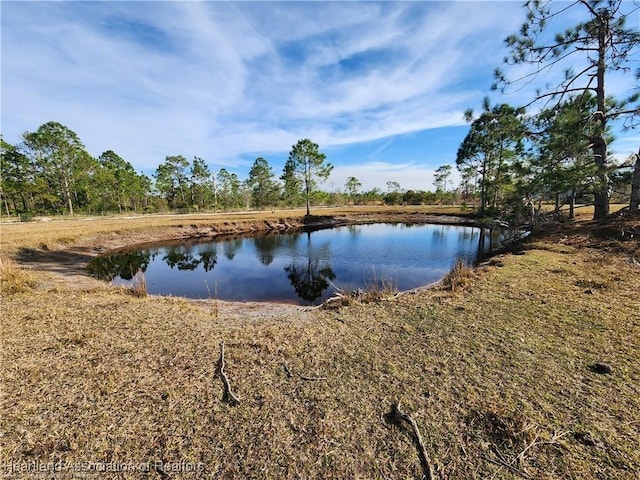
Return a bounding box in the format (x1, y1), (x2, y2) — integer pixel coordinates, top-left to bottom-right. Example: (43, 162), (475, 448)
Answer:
(329, 161), (439, 192)
(2, 0), (636, 187)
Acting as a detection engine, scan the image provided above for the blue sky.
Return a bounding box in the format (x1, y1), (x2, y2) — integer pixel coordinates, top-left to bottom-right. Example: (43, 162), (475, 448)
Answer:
(1, 1), (638, 192)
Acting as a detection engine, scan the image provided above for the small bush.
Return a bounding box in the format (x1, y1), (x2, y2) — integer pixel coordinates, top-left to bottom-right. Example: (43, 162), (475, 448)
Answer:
(323, 276), (398, 309)
(18, 212), (35, 222)
(360, 275), (398, 302)
(0, 258), (37, 295)
(441, 258), (475, 291)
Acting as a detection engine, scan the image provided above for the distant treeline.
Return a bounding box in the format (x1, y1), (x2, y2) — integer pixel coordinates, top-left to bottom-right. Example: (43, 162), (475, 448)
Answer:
(2, 112), (639, 223)
(0, 122), (465, 218)
(1, 116), (637, 222)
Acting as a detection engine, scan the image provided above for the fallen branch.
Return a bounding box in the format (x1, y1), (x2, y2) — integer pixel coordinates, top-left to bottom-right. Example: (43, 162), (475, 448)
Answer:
(217, 342), (240, 406)
(484, 429), (569, 479)
(386, 402), (435, 480)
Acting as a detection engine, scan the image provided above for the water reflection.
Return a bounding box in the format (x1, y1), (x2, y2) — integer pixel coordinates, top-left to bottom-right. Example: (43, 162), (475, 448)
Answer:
(87, 250), (153, 281)
(200, 248), (218, 272)
(223, 238), (242, 260)
(283, 231), (336, 303)
(476, 228), (503, 261)
(163, 246), (200, 271)
(285, 259), (336, 303)
(160, 245), (219, 272)
(88, 223), (502, 305)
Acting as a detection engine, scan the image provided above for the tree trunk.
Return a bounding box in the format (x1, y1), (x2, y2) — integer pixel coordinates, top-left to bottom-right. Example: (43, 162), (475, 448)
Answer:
(569, 189), (576, 219)
(592, 14), (609, 221)
(62, 175), (74, 216)
(3, 194), (10, 218)
(592, 134), (609, 220)
(480, 161), (487, 214)
(305, 162), (311, 216)
(493, 141), (504, 211)
(630, 147), (640, 214)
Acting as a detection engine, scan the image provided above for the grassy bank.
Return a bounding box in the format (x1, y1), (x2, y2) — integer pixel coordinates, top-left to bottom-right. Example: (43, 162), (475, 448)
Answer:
(1, 209), (639, 479)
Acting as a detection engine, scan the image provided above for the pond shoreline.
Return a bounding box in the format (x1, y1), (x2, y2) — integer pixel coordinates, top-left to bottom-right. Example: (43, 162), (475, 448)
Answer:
(90, 220), (491, 305)
(13, 210), (481, 294)
(91, 211), (481, 255)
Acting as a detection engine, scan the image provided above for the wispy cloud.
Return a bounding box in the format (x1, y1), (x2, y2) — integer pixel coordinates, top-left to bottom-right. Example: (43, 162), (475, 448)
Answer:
(2, 0), (636, 191)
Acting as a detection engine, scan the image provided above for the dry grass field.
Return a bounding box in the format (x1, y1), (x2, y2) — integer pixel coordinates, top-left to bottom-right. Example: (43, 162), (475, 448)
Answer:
(1, 206), (639, 479)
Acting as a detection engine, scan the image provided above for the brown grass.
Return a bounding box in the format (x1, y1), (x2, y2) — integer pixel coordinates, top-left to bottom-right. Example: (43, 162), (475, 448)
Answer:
(1, 209), (639, 479)
(0, 257), (37, 295)
(125, 270), (148, 298)
(440, 258), (476, 292)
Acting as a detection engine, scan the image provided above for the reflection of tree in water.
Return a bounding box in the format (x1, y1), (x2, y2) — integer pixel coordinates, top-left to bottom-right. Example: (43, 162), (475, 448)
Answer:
(163, 245), (219, 271)
(199, 247), (217, 272)
(223, 238), (243, 260)
(458, 228), (478, 242)
(284, 231), (335, 304)
(163, 246), (200, 270)
(285, 259), (336, 303)
(431, 225), (448, 241)
(346, 225), (362, 237)
(87, 250), (152, 281)
(476, 228), (502, 260)
(254, 235), (279, 265)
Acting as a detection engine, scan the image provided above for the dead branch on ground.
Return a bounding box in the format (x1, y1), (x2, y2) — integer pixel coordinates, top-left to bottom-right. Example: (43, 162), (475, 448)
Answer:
(481, 454), (532, 479)
(299, 374), (327, 381)
(217, 341), (240, 406)
(386, 402), (435, 480)
(482, 429), (569, 479)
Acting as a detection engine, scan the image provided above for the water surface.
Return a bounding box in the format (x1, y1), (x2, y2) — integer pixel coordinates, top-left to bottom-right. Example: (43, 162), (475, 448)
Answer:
(89, 223), (499, 305)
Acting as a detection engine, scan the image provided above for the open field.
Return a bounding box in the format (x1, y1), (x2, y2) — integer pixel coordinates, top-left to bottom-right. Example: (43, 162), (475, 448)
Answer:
(0, 205), (474, 253)
(0, 204), (626, 255)
(1, 207), (639, 479)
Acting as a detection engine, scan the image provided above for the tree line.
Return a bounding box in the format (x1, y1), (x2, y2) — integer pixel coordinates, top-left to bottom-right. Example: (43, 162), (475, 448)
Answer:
(0, 128), (331, 216)
(1, 123), (151, 217)
(1, 123), (466, 218)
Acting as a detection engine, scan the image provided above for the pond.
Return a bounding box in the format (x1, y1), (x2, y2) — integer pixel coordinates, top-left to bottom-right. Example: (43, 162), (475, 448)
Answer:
(88, 223), (501, 305)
